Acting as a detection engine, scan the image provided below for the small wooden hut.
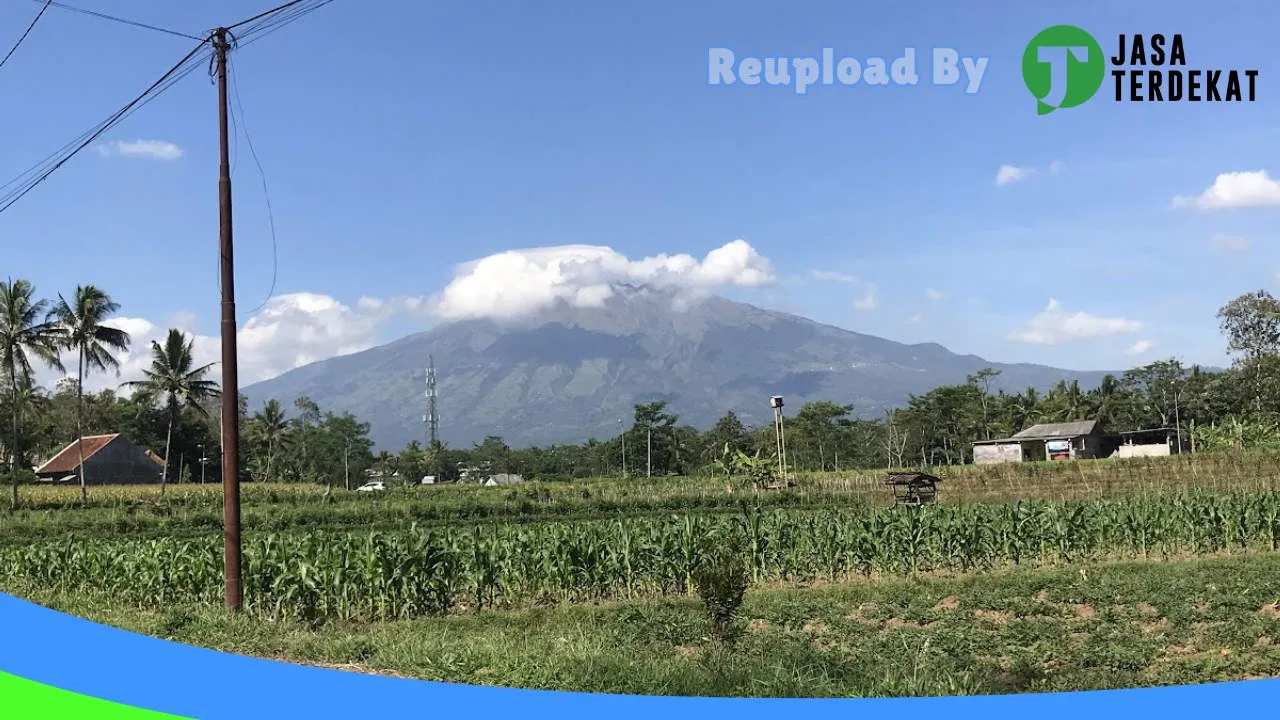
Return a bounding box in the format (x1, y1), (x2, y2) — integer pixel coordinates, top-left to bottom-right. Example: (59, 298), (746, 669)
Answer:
(884, 471), (941, 506)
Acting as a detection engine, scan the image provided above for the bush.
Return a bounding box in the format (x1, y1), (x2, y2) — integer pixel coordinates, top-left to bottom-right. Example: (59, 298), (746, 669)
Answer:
(5, 468), (37, 486)
(690, 524), (752, 644)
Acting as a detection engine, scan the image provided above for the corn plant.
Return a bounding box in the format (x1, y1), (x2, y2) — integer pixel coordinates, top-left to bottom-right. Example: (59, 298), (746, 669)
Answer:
(8, 490), (1280, 622)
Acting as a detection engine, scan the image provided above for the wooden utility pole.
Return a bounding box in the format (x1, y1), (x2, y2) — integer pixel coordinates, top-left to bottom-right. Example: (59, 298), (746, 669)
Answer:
(213, 27), (243, 612)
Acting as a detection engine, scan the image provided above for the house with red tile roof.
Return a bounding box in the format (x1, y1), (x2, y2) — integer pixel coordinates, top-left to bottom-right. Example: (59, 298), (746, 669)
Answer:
(35, 434), (165, 485)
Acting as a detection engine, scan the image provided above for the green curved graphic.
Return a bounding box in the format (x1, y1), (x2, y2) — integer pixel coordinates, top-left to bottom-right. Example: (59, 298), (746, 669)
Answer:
(0, 670), (191, 719)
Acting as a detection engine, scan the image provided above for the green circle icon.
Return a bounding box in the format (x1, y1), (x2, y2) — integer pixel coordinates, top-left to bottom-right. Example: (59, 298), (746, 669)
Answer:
(1022, 25), (1105, 115)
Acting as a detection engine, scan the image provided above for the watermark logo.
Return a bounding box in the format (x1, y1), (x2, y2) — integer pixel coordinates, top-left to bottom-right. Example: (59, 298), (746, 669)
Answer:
(1022, 28), (1259, 115)
(707, 48), (989, 95)
(1022, 25), (1105, 115)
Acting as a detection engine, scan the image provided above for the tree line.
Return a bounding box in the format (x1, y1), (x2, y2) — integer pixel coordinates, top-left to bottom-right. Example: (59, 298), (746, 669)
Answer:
(355, 289), (1280, 481)
(1, 279), (389, 506)
(6, 277), (1280, 500)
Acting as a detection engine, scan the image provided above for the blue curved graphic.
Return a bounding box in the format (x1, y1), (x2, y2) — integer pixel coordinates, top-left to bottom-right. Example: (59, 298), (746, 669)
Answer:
(1, 591), (1278, 718)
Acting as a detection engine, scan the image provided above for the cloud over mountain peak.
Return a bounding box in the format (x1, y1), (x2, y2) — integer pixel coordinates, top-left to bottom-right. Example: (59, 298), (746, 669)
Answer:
(431, 240), (775, 322)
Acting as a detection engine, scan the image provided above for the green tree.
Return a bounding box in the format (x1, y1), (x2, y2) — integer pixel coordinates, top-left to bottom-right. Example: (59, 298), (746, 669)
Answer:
(904, 384), (981, 465)
(1037, 380), (1089, 423)
(1121, 359), (1187, 430)
(247, 399), (288, 482)
(121, 329), (219, 496)
(1218, 290), (1280, 412)
(1085, 374), (1130, 428)
(0, 278), (64, 507)
(421, 439), (461, 484)
(0, 379), (51, 474)
(52, 285), (131, 501)
(1009, 387), (1042, 434)
(472, 435), (513, 474)
(290, 395), (322, 482)
(967, 368), (1001, 440)
(304, 412), (374, 489)
(630, 401), (678, 476)
(398, 440), (426, 482)
(703, 410), (748, 460)
(793, 401), (854, 471)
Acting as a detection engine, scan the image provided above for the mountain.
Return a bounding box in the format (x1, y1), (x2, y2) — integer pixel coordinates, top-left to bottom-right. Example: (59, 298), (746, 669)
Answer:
(243, 285), (1113, 449)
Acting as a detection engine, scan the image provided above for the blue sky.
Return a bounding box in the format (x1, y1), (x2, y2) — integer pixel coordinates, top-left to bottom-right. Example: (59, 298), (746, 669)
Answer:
(2, 0), (1278, 387)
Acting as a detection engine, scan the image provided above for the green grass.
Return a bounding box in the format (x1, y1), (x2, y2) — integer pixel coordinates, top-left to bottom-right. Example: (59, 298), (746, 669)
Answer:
(10, 554), (1280, 697)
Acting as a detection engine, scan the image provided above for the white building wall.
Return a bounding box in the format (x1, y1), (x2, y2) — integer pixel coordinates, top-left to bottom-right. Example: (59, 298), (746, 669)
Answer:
(973, 443), (1023, 465)
(1113, 443), (1171, 458)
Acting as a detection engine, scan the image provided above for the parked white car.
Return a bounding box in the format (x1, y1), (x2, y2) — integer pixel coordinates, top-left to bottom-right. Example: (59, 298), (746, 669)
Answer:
(356, 480), (386, 493)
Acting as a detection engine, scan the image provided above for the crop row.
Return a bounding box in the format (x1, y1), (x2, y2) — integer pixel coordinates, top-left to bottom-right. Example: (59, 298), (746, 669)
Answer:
(5, 491), (1280, 621)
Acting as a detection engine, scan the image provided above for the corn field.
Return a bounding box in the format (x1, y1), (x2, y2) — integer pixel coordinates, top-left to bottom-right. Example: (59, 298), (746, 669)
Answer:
(6, 490), (1280, 622)
(15, 450), (1280, 514)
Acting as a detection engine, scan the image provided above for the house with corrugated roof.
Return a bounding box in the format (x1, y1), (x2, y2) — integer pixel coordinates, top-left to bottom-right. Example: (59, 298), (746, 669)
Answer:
(972, 420), (1115, 465)
(35, 434), (165, 485)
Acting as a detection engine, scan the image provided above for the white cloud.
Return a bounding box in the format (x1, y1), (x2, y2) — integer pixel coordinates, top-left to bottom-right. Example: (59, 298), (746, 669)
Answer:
(56, 316), (163, 391)
(432, 240), (775, 322)
(1209, 233), (1251, 252)
(104, 316), (156, 339)
(53, 316), (171, 393)
(1007, 298), (1143, 346)
(166, 311), (198, 333)
(234, 293), (387, 382)
(400, 296), (430, 317)
(1127, 340), (1155, 355)
(40, 242), (774, 389)
(924, 288), (944, 301)
(853, 284), (878, 311)
(46, 292), (437, 393)
(907, 312), (923, 324)
(1173, 170), (1280, 210)
(996, 161), (1064, 187)
(811, 270), (858, 284)
(995, 165), (1031, 186)
(96, 139), (184, 161)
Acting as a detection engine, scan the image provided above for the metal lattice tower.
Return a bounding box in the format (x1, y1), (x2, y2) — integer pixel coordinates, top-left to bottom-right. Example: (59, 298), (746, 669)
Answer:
(425, 355), (439, 446)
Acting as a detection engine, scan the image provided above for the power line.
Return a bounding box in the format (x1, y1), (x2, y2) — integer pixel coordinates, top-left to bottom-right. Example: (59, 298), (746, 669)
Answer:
(229, 56), (280, 315)
(1, 1), (53, 72)
(33, 0), (203, 41)
(219, 0), (332, 306)
(227, 0), (310, 31)
(0, 39), (211, 214)
(0, 0), (335, 217)
(234, 0), (336, 47)
(0, 40), (211, 199)
(0, 42), (211, 207)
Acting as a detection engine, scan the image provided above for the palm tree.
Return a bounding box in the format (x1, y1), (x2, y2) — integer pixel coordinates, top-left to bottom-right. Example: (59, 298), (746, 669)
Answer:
(121, 329), (219, 497)
(249, 399), (288, 482)
(1088, 374), (1124, 427)
(1011, 387), (1042, 432)
(1062, 380), (1087, 422)
(52, 285), (131, 502)
(2, 379), (51, 470)
(0, 278), (65, 508)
